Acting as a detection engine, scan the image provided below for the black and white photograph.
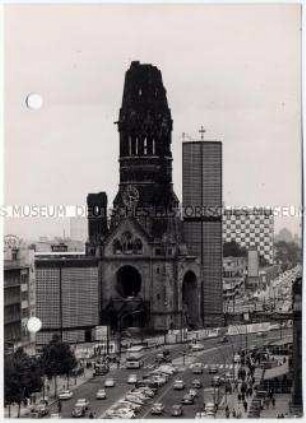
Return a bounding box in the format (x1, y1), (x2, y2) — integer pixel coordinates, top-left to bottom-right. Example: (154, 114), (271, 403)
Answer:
(3, 3), (303, 419)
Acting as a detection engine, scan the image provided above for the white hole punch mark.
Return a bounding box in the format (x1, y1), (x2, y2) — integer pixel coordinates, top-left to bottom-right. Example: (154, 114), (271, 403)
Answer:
(27, 316), (42, 333)
(26, 93), (43, 110)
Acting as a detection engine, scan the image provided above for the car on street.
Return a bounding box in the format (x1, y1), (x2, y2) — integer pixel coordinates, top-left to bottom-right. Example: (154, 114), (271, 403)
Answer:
(96, 389), (107, 400)
(75, 398), (89, 410)
(151, 374), (167, 386)
(58, 390), (74, 400)
(150, 403), (165, 415)
(191, 343), (204, 352)
(181, 393), (194, 405)
(31, 402), (49, 417)
(158, 364), (177, 375)
(208, 365), (218, 374)
(127, 373), (138, 384)
(173, 378), (185, 390)
(192, 379), (202, 388)
(71, 405), (86, 418)
(171, 404), (183, 417)
(104, 377), (116, 387)
(192, 363), (203, 374)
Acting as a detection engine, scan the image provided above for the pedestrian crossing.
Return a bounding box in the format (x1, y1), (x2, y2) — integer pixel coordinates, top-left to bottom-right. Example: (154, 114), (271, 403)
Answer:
(196, 363), (236, 370)
(109, 362), (237, 370)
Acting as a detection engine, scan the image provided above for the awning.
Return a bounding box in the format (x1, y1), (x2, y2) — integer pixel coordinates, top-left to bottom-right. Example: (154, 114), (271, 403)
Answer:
(263, 362), (288, 380)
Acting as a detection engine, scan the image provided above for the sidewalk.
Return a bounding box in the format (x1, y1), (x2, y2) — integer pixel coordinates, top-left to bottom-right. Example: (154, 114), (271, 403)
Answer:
(260, 394), (291, 418)
(217, 392), (249, 418)
(4, 367), (94, 418)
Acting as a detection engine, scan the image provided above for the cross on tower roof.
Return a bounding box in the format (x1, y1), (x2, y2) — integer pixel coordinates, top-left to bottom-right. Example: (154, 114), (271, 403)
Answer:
(199, 126), (206, 140)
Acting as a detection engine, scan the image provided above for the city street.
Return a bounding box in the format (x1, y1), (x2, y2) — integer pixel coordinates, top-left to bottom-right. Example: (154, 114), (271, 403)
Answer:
(33, 328), (290, 419)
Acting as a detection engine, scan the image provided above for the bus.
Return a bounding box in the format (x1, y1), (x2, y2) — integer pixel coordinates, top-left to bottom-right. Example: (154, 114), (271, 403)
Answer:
(125, 346), (145, 369)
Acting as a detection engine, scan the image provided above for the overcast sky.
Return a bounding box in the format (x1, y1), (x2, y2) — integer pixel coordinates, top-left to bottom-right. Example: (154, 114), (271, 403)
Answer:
(4, 4), (302, 239)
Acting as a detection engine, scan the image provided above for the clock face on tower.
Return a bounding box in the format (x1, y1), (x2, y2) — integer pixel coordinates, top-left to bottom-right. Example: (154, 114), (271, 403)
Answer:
(122, 185), (139, 208)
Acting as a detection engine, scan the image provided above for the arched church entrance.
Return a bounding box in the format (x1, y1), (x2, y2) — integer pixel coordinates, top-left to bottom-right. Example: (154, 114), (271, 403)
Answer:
(182, 271), (199, 329)
(116, 265), (141, 298)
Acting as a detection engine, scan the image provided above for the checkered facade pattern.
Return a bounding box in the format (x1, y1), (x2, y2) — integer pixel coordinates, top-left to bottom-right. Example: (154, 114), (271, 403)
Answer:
(223, 209), (274, 264)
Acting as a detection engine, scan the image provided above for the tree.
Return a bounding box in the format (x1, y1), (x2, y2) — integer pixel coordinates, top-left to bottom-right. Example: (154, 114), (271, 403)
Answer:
(4, 348), (43, 417)
(40, 335), (77, 397)
(223, 241), (247, 257)
(274, 240), (302, 271)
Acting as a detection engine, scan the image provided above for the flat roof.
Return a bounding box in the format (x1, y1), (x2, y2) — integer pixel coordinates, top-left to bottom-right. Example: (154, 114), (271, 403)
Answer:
(182, 140), (221, 145)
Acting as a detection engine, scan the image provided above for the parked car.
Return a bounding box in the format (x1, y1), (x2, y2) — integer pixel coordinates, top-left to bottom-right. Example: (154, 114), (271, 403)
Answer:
(118, 400), (142, 413)
(171, 404), (183, 417)
(96, 389), (107, 400)
(173, 379), (185, 390)
(151, 403), (165, 415)
(58, 390), (73, 400)
(125, 394), (145, 405)
(151, 374), (167, 386)
(104, 378), (116, 387)
(133, 387), (155, 398)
